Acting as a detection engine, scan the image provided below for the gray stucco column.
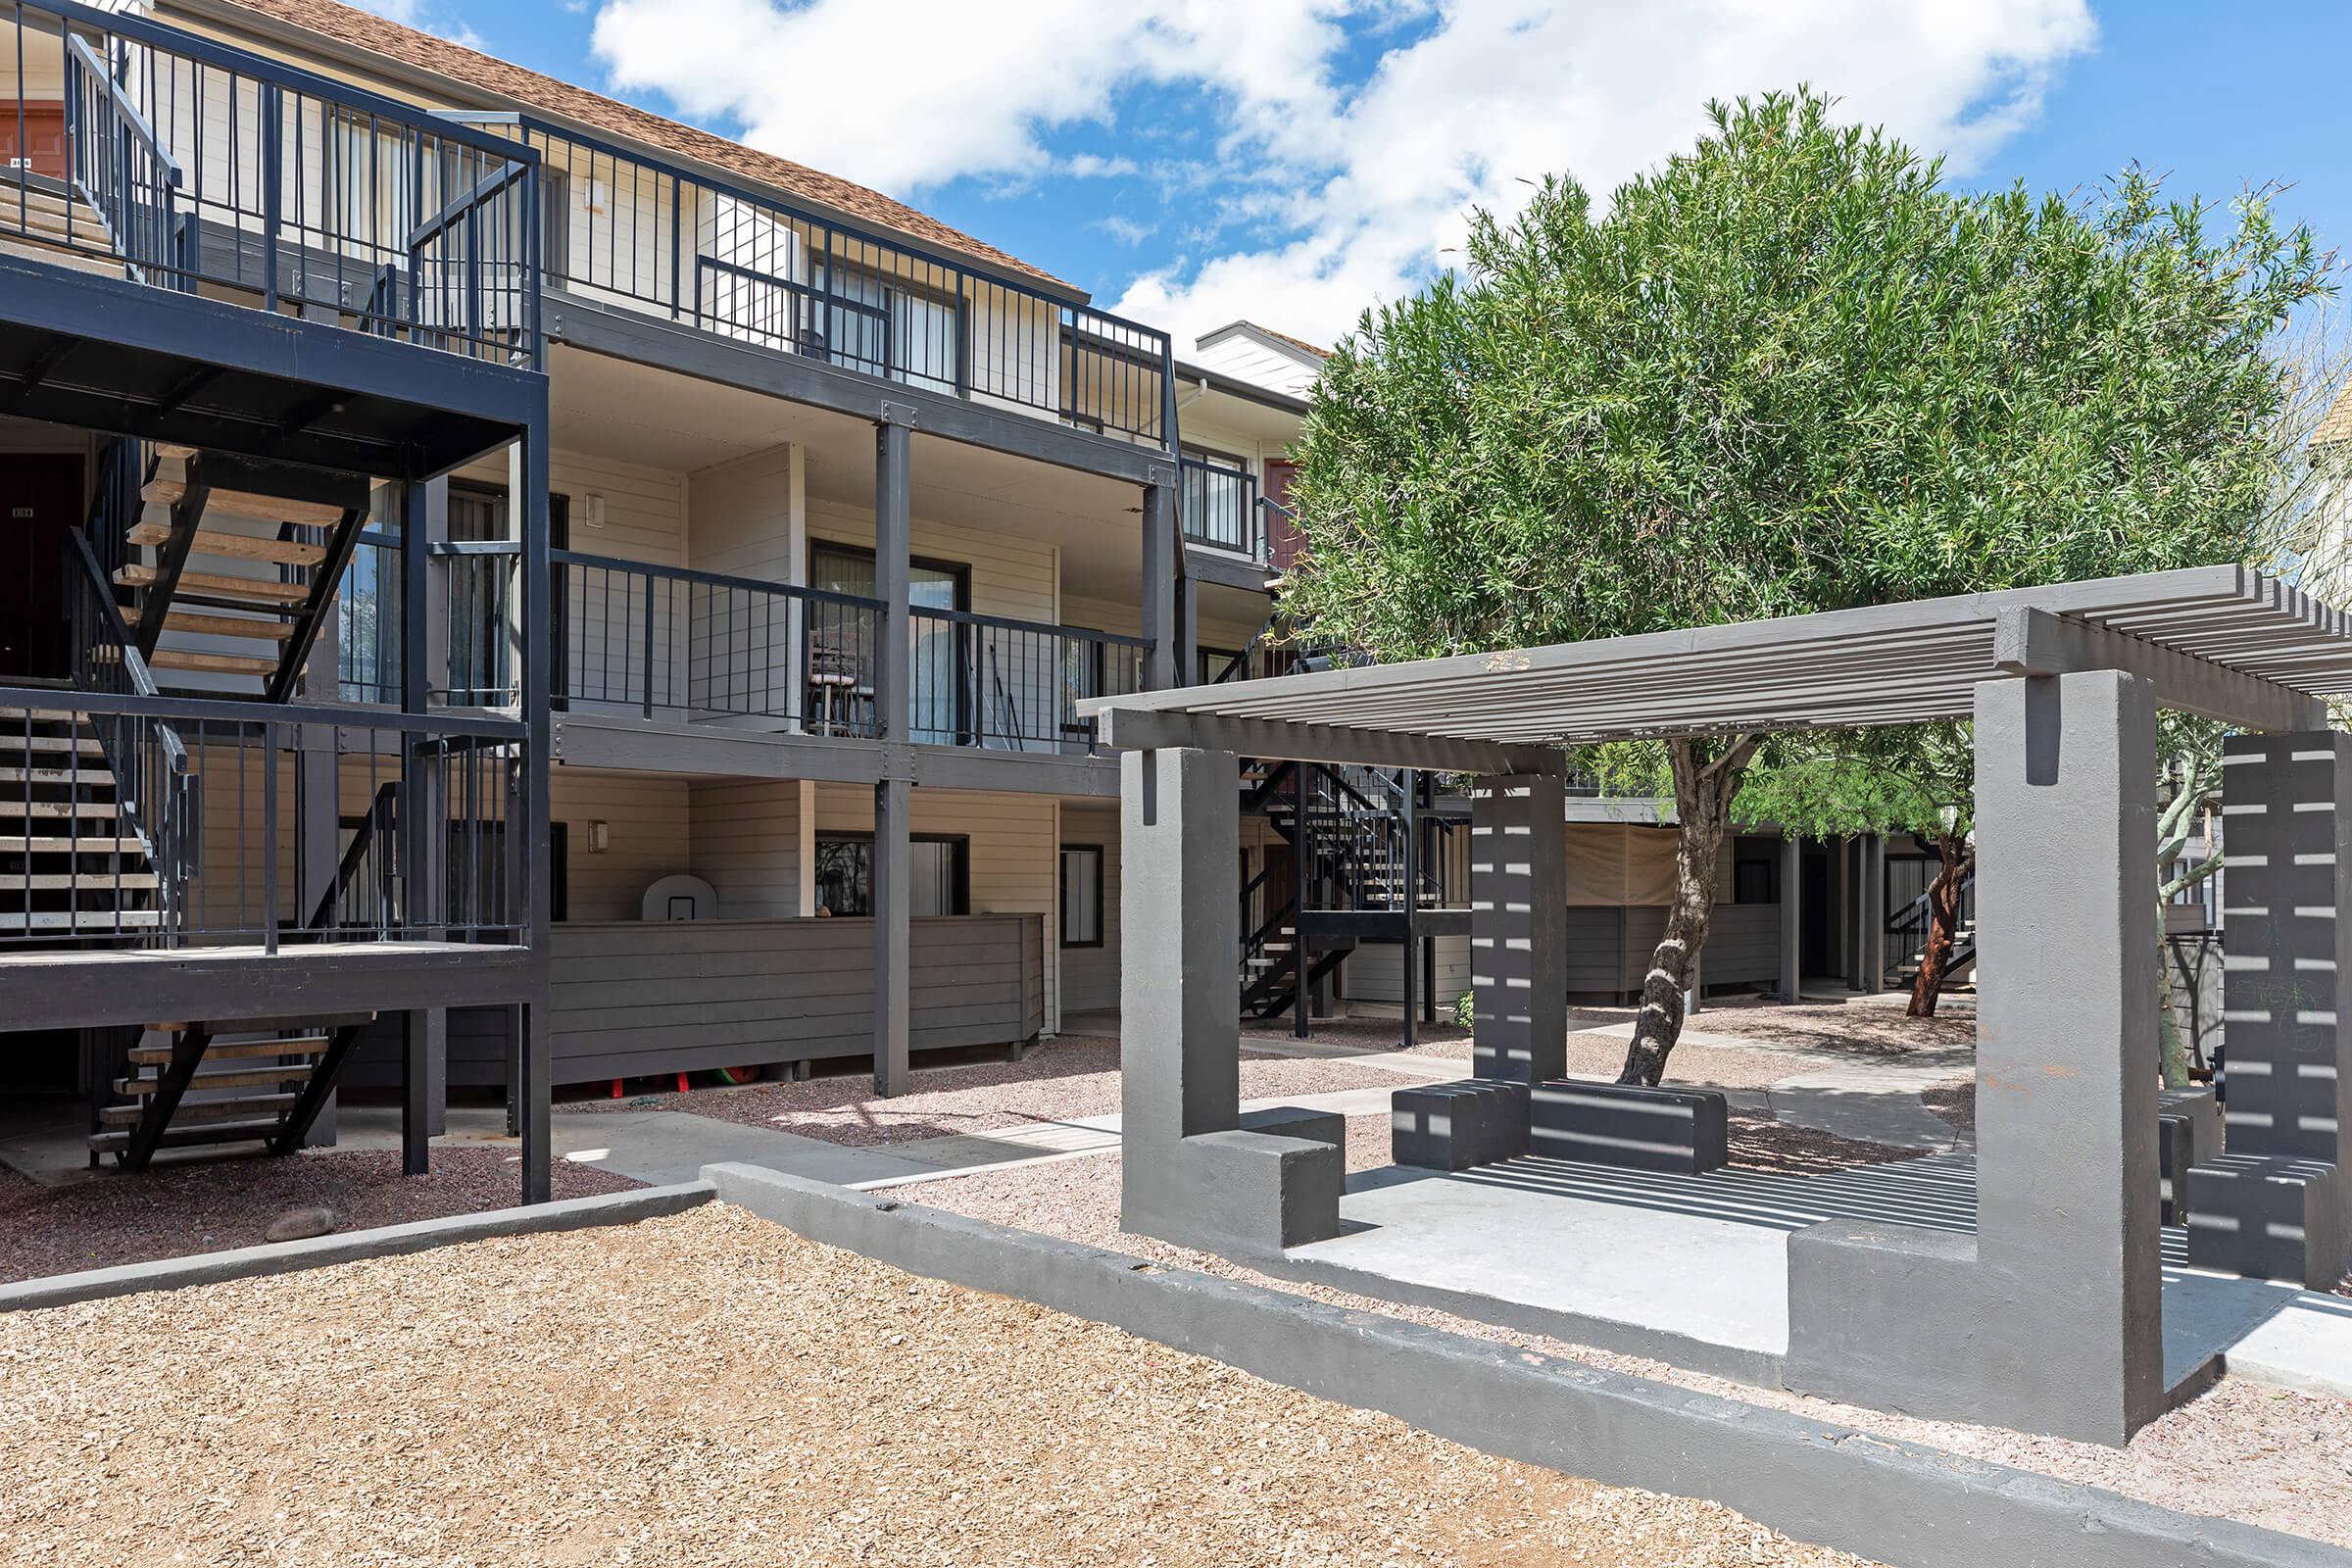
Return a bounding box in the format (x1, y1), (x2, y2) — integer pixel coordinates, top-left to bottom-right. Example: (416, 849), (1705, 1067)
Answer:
(1860, 835), (1886, 996)
(1120, 747), (1343, 1254)
(1787, 670), (2171, 1446)
(1139, 470), (1177, 691)
(1469, 772), (1567, 1086)
(1779, 834), (1802, 1003)
(2187, 732), (2352, 1286)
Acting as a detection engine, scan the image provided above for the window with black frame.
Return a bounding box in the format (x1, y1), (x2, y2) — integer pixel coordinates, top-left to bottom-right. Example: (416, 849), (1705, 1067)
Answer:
(1060, 845), (1102, 948)
(1181, 445), (1253, 552)
(812, 832), (968, 918)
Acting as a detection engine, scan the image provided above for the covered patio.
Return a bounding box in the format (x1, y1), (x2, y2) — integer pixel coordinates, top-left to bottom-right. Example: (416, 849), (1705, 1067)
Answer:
(1086, 566), (2352, 1446)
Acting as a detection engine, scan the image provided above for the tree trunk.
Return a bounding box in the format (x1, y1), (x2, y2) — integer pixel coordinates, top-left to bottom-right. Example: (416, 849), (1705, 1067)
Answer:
(1618, 736), (1760, 1087)
(1907, 833), (1969, 1018)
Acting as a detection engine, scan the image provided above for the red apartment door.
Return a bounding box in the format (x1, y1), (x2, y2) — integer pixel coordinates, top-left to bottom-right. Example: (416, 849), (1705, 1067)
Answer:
(1263, 458), (1303, 575)
(0, 103), (68, 179)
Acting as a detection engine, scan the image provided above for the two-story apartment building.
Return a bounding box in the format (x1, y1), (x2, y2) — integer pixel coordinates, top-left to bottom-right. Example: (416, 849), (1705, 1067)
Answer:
(4, 0), (1490, 1200)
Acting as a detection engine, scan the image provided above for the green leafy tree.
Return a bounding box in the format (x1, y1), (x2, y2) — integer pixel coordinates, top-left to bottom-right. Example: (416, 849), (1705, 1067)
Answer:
(1733, 727), (1975, 1017)
(1282, 88), (2331, 1085)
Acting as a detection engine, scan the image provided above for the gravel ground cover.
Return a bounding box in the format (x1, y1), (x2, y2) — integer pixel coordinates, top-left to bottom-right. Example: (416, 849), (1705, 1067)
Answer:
(1410, 1027), (1829, 1090)
(0, 1148), (641, 1285)
(1921, 1077), (1976, 1135)
(566, 1034), (1412, 1146)
(0, 1203), (1882, 1567)
(918, 1150), (2352, 1546)
(1243, 1016), (1473, 1053)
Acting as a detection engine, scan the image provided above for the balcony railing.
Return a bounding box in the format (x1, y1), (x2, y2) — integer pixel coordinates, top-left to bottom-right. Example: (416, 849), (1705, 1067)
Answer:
(1180, 455), (1259, 556)
(529, 551), (1143, 751)
(457, 114), (1172, 448)
(5, 0), (543, 366)
(0, 686), (529, 950)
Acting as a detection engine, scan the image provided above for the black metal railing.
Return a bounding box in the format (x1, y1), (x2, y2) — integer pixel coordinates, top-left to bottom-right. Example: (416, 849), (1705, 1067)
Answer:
(40, 527), (200, 944)
(0, 685), (530, 950)
(907, 604), (1145, 753)
(1886, 866), (1976, 978)
(446, 113), (1170, 445)
(7, 0), (543, 365)
(541, 550), (1143, 750)
(1181, 455), (1258, 556)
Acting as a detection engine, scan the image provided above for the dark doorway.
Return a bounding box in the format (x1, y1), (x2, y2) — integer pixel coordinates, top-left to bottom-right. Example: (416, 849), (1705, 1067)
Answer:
(1800, 844), (1834, 977)
(0, 454), (84, 681)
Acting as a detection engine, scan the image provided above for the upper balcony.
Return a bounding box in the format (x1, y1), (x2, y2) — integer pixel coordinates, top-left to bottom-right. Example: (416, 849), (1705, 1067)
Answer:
(465, 113), (1177, 461)
(2, 0), (541, 368)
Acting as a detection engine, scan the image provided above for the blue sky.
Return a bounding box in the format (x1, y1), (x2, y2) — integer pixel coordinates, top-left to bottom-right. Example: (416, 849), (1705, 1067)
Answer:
(382, 1), (2352, 350)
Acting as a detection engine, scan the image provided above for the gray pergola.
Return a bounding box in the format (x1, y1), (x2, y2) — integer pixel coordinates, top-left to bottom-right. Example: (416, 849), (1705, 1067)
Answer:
(1086, 566), (2352, 1446)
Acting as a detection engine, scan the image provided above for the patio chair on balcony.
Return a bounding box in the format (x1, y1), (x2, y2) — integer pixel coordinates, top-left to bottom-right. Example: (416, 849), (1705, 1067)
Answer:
(807, 641), (867, 736)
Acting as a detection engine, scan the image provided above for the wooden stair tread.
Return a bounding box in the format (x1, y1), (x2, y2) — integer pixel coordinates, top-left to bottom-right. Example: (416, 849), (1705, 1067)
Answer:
(0, 908), (162, 931)
(126, 518), (327, 566)
(88, 1118), (284, 1154)
(116, 564), (311, 604)
(118, 1061), (315, 1095)
(0, 834), (142, 852)
(3, 735), (103, 755)
(149, 649), (277, 676)
(99, 1093), (299, 1127)
(0, 871), (158, 890)
(130, 1035), (329, 1065)
(0, 801), (122, 818)
(122, 606), (296, 641)
(0, 765), (118, 785)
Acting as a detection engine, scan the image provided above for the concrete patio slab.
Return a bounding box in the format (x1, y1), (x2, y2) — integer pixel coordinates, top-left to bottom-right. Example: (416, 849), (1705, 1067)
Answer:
(1274, 1149), (2352, 1402)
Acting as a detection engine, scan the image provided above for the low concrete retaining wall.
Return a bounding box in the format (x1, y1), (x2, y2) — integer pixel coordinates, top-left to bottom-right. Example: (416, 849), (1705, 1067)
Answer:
(0, 1181), (715, 1314)
(706, 1163), (2350, 1568)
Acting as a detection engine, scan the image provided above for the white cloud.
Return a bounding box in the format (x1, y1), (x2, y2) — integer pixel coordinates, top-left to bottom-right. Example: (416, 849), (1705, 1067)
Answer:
(1093, 216), (1160, 248)
(587, 0), (2095, 347)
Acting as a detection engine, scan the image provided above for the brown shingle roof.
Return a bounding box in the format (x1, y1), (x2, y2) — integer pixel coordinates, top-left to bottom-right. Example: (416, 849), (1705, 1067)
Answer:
(195, 0), (1078, 295)
(1258, 324), (1332, 360)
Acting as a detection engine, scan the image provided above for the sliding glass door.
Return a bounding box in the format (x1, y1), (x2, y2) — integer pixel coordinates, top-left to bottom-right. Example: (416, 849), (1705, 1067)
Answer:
(808, 543), (968, 744)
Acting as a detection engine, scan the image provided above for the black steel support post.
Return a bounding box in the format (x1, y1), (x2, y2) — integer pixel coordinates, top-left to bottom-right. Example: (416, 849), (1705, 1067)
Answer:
(519, 418), (555, 1204)
(400, 475), (450, 1177)
(1401, 769), (1418, 1052)
(873, 416), (913, 1097)
(295, 729), (340, 1146)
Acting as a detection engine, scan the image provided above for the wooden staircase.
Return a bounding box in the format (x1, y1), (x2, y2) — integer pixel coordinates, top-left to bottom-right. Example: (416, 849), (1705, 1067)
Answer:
(90, 1013), (377, 1168)
(0, 172), (122, 276)
(0, 710), (163, 938)
(114, 445), (370, 701)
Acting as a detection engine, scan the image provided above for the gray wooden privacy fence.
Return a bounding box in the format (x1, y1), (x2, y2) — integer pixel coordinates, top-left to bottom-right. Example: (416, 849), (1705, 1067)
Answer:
(348, 914), (1045, 1088)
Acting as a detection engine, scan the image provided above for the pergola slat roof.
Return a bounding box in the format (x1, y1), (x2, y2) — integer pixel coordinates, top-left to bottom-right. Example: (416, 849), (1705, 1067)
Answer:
(1087, 567), (2352, 769)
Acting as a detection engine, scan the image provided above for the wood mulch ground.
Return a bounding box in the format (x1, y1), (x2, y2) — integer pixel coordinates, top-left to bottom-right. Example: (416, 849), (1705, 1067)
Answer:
(0, 1147), (641, 1285)
(564, 1034), (1411, 1147)
(0, 1203), (1883, 1567)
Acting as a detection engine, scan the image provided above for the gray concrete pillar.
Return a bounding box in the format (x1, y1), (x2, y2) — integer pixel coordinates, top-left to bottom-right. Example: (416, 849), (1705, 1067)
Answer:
(1788, 671), (2171, 1446)
(1841, 838), (1862, 990)
(1779, 834), (1802, 1003)
(1120, 748), (1342, 1253)
(873, 776), (912, 1097)
(1140, 471), (1177, 691)
(2187, 732), (2352, 1286)
(1469, 773), (1566, 1086)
